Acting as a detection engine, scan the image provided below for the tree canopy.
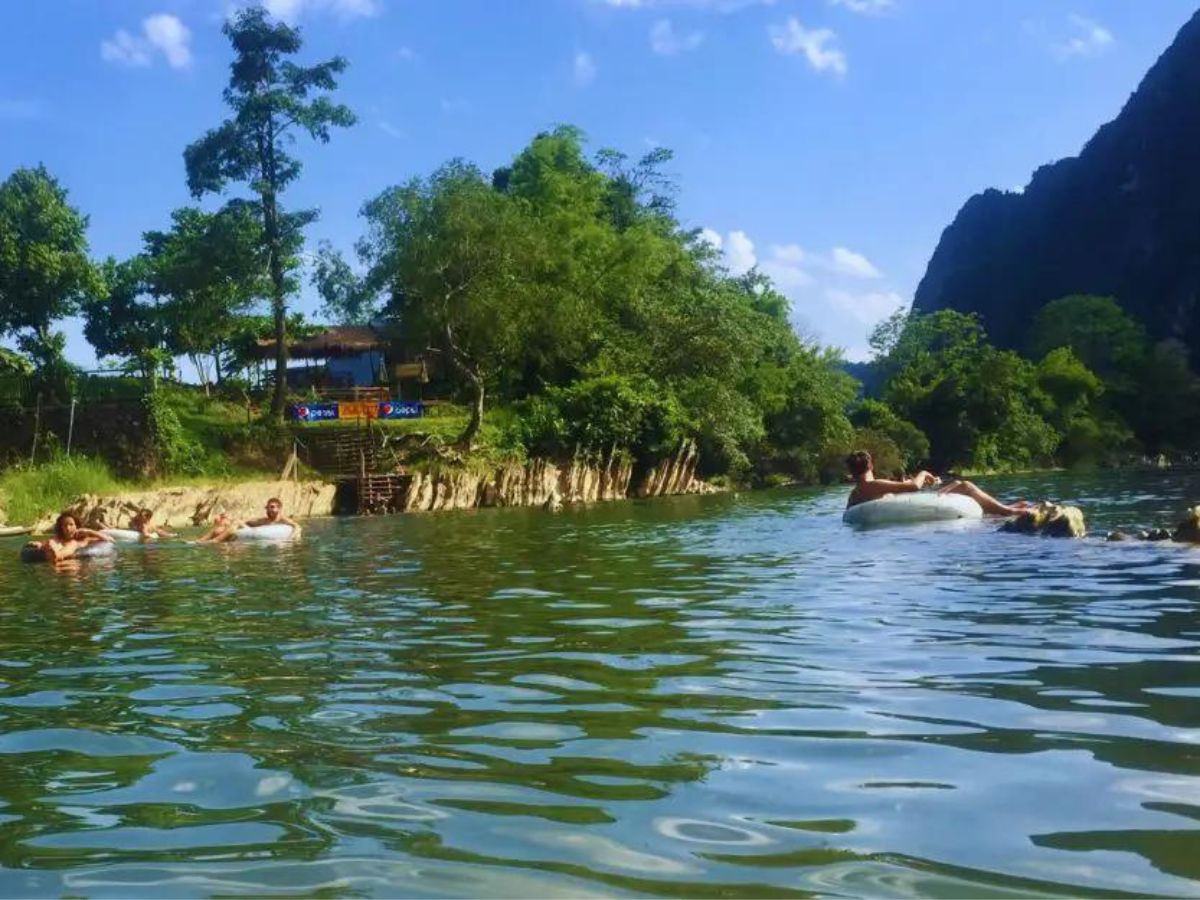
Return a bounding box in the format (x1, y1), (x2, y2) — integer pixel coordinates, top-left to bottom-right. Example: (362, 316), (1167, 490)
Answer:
(184, 6), (354, 417)
(0, 166), (101, 388)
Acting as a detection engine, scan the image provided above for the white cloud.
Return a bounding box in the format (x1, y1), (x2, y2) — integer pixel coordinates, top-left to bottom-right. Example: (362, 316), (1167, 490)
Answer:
(101, 14), (191, 69)
(726, 230), (757, 275)
(396, 46), (417, 61)
(101, 29), (152, 67)
(650, 19), (705, 55)
(1052, 14), (1113, 60)
(830, 246), (881, 279)
(830, 0), (894, 14)
(826, 289), (905, 325)
(702, 228), (902, 357)
(699, 228), (724, 251)
(761, 243), (814, 288)
(770, 243), (808, 266)
(262, 0), (380, 21)
(769, 18), (847, 77)
(439, 98), (471, 114)
(378, 120), (403, 139)
(573, 51), (598, 87)
(143, 14), (192, 69)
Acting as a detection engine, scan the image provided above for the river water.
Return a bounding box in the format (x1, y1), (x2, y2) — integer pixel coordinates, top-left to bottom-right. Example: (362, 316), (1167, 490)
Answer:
(1, 470), (1198, 898)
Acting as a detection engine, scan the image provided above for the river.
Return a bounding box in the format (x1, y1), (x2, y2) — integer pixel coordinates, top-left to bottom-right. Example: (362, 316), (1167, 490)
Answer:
(0, 470), (1198, 897)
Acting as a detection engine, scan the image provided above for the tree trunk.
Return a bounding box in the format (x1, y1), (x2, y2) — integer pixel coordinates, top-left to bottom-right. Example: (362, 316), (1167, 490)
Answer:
(191, 355), (210, 396)
(262, 190), (289, 418)
(458, 372), (484, 451)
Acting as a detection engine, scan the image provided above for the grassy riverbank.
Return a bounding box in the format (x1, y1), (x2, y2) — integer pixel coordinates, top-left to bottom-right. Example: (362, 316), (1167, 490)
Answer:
(0, 458), (126, 527)
(0, 388), (525, 526)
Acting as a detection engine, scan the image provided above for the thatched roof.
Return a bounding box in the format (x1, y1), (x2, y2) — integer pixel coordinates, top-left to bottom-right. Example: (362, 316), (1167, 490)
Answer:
(252, 326), (388, 360)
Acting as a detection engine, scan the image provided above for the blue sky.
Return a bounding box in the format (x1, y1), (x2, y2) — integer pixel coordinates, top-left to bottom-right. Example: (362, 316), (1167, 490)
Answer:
(1, 0), (1196, 366)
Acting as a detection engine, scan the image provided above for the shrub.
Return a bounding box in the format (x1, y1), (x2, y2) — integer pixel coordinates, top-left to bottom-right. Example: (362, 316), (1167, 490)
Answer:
(144, 389), (206, 476)
(819, 426), (906, 484)
(0, 456), (124, 525)
(513, 375), (689, 461)
(850, 399), (929, 469)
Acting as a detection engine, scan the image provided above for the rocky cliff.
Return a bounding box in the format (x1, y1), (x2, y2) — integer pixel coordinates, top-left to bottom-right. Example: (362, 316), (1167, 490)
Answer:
(40, 479), (339, 533)
(38, 445), (715, 532)
(398, 442), (713, 513)
(912, 9), (1200, 355)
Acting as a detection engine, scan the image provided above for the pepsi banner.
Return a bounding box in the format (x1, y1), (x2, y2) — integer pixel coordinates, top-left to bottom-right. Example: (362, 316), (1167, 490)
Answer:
(289, 403), (338, 422)
(378, 401), (424, 420)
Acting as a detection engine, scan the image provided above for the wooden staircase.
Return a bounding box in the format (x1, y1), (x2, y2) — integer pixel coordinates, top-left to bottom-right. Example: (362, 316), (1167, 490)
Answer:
(294, 426), (412, 515)
(355, 473), (411, 515)
(296, 427), (385, 478)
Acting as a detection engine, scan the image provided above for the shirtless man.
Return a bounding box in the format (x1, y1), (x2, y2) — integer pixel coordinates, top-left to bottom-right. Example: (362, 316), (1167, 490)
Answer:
(238, 498), (302, 535)
(129, 508), (177, 541)
(195, 512), (237, 544)
(845, 450), (1026, 516)
(26, 513), (114, 562)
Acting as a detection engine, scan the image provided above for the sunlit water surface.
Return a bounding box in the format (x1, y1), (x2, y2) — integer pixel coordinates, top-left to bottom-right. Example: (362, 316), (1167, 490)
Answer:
(1, 470), (1199, 898)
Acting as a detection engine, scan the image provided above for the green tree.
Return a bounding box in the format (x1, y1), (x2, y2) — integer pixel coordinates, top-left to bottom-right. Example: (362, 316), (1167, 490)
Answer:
(83, 256), (169, 387)
(311, 240), (375, 325)
(144, 206), (266, 388)
(354, 126), (865, 481)
(0, 166), (101, 390)
(876, 310), (1059, 470)
(0, 347), (32, 375)
(184, 6), (354, 417)
(1028, 295), (1146, 378)
(1132, 339), (1200, 453)
(360, 162), (535, 448)
(850, 398), (929, 469)
(595, 145), (676, 231)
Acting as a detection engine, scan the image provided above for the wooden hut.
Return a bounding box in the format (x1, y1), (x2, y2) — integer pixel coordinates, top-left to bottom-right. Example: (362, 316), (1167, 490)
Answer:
(251, 325), (430, 399)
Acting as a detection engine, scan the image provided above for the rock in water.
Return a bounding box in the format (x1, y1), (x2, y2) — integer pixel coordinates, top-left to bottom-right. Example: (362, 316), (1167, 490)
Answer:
(1000, 502), (1086, 538)
(1145, 528), (1173, 542)
(1106, 530), (1132, 542)
(1044, 506), (1087, 538)
(1172, 506), (1200, 542)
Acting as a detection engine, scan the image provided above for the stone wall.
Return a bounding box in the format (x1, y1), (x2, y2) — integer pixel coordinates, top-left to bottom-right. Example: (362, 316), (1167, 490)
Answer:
(398, 442), (714, 513)
(34, 444), (717, 533)
(41, 480), (338, 533)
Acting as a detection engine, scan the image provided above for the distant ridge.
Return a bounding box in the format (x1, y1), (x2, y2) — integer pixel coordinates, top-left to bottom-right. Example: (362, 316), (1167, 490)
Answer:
(912, 8), (1200, 356)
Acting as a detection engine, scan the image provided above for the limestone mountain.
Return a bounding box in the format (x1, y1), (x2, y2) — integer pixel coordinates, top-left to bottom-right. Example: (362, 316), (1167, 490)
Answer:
(912, 8), (1200, 357)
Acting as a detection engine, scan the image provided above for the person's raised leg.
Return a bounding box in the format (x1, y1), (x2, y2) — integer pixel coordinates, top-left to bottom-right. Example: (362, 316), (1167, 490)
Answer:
(939, 479), (1022, 516)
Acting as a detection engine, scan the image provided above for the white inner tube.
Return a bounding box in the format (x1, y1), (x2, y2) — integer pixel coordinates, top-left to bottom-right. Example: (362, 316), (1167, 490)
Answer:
(103, 528), (154, 543)
(22, 540), (118, 562)
(76, 540), (118, 558)
(843, 492), (983, 528)
(236, 523), (298, 541)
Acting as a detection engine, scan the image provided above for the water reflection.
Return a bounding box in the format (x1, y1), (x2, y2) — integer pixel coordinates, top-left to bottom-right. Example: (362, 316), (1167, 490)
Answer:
(0, 471), (1198, 896)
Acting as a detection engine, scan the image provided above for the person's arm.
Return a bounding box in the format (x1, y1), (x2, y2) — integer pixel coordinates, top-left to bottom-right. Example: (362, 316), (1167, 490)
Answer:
(869, 478), (922, 494)
(42, 540), (61, 563)
(278, 515), (301, 530)
(865, 471), (940, 497)
(75, 528), (113, 543)
(154, 525), (178, 538)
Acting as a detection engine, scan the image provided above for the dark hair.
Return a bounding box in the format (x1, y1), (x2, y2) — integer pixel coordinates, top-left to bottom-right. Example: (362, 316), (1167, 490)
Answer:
(846, 450), (873, 478)
(53, 512), (77, 541)
(267, 497), (282, 506)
